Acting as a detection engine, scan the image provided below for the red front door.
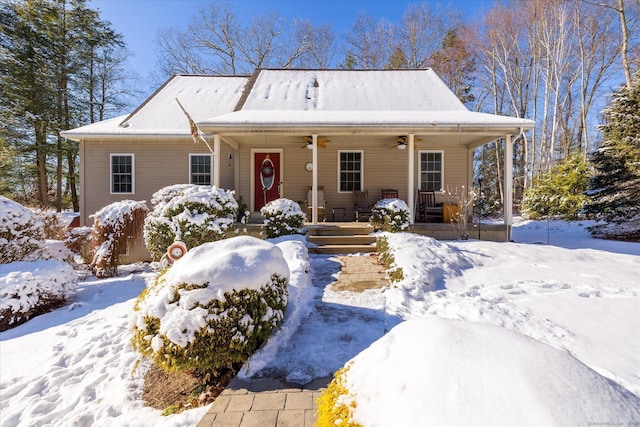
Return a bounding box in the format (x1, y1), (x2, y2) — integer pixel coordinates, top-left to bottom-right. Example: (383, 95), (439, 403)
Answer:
(254, 152), (281, 211)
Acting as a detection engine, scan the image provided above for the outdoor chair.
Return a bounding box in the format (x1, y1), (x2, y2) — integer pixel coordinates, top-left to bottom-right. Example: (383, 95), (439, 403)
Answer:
(353, 190), (374, 221)
(381, 189), (399, 199)
(306, 186), (326, 221)
(416, 189), (444, 223)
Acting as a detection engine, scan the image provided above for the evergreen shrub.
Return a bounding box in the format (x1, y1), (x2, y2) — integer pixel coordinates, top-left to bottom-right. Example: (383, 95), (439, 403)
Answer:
(0, 260), (77, 331)
(316, 363), (362, 427)
(143, 184), (238, 260)
(260, 198), (305, 239)
(0, 196), (45, 264)
(370, 198), (410, 232)
(130, 236), (289, 377)
(521, 153), (589, 220)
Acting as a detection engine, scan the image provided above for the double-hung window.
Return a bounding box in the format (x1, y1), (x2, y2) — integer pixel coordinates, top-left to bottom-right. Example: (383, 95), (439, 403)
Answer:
(110, 154), (134, 194)
(190, 154), (212, 185)
(419, 151), (444, 192)
(338, 151), (363, 192)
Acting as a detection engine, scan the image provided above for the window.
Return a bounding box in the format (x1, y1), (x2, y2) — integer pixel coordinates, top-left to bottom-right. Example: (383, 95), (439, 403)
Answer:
(338, 151), (363, 192)
(419, 151), (444, 192)
(190, 154), (212, 185)
(110, 154), (134, 194)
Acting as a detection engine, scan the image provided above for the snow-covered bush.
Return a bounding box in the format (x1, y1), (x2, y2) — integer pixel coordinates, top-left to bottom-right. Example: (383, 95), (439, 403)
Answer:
(316, 363), (360, 427)
(0, 196), (45, 264)
(32, 208), (68, 240)
(143, 184), (238, 260)
(260, 198), (305, 239)
(91, 200), (148, 278)
(0, 260), (77, 331)
(65, 226), (94, 264)
(130, 236), (289, 376)
(370, 198), (410, 232)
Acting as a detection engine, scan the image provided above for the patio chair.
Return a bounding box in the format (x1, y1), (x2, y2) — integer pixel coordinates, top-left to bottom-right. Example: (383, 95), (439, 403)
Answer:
(306, 186), (326, 221)
(381, 189), (399, 199)
(416, 189), (444, 223)
(353, 190), (374, 221)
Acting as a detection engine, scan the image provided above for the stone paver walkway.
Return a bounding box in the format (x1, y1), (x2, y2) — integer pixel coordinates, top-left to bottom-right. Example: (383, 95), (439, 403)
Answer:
(196, 253), (388, 427)
(196, 377), (330, 427)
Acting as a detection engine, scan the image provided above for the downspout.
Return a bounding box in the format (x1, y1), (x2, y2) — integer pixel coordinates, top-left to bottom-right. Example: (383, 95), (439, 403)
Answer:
(312, 134), (318, 224)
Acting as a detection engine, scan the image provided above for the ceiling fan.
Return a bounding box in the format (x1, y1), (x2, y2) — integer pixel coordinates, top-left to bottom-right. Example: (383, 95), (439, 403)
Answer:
(392, 135), (423, 149)
(301, 135), (330, 149)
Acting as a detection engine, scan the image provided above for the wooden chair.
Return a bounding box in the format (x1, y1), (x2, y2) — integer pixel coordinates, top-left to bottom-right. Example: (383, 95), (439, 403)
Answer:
(306, 186), (326, 221)
(353, 190), (374, 221)
(381, 189), (399, 199)
(416, 189), (444, 222)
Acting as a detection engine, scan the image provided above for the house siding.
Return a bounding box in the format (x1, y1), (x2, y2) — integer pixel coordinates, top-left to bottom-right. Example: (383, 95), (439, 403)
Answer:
(82, 137), (236, 261)
(232, 135), (471, 221)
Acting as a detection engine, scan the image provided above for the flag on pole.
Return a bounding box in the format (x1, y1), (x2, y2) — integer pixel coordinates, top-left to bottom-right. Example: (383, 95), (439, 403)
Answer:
(175, 98), (208, 145)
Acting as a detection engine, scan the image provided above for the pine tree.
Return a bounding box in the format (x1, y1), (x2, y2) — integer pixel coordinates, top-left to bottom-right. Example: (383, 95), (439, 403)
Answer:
(521, 153), (589, 220)
(584, 70), (640, 240)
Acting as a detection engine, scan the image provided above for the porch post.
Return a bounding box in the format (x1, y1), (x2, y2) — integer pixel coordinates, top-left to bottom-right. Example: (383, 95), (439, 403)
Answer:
(312, 134), (318, 224)
(408, 134), (415, 224)
(213, 134), (221, 187)
(504, 134), (513, 240)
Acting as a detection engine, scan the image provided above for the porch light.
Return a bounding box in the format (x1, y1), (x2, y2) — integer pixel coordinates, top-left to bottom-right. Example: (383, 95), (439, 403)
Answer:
(397, 142), (407, 150)
(396, 136), (408, 150)
(306, 141), (313, 149)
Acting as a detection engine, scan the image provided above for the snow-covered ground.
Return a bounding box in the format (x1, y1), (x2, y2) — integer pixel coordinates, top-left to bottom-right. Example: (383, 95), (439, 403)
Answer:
(1, 220), (639, 426)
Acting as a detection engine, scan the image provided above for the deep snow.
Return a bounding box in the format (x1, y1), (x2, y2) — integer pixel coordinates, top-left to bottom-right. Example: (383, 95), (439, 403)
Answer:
(0, 220), (639, 426)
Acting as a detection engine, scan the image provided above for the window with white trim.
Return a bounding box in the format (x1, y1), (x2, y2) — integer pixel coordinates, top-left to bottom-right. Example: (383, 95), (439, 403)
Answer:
(110, 154), (134, 194)
(419, 151), (444, 192)
(338, 151), (363, 192)
(189, 154), (212, 185)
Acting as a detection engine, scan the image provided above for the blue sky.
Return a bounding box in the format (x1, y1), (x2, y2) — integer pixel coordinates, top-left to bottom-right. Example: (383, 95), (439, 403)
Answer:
(91, 0), (494, 98)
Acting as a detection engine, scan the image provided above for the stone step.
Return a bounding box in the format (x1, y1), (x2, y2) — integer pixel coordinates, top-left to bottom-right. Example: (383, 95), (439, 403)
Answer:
(308, 244), (377, 255)
(307, 235), (377, 246)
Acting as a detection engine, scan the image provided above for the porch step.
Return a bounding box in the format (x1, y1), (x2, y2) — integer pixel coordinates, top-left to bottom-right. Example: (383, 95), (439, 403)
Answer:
(306, 223), (373, 236)
(306, 223), (377, 255)
(307, 235), (377, 246)
(308, 244), (377, 255)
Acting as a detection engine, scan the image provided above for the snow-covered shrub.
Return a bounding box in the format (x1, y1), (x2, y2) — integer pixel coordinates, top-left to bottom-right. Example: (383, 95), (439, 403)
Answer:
(32, 208), (68, 240)
(65, 226), (94, 264)
(91, 200), (148, 278)
(0, 260), (77, 331)
(0, 196), (45, 264)
(370, 198), (410, 232)
(260, 198), (305, 239)
(316, 363), (361, 427)
(143, 184), (238, 261)
(130, 236), (289, 377)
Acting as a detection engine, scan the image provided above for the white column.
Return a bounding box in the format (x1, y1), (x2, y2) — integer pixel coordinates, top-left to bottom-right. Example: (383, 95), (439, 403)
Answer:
(408, 134), (415, 224)
(213, 134), (221, 188)
(504, 134), (513, 239)
(312, 134), (318, 224)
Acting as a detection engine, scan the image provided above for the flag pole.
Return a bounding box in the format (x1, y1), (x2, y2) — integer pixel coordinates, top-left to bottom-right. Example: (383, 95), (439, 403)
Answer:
(175, 98), (215, 156)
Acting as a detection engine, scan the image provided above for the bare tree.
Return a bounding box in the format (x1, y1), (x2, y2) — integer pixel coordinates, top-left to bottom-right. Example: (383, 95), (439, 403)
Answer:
(343, 12), (395, 69)
(155, 2), (330, 77)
